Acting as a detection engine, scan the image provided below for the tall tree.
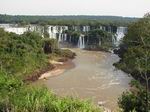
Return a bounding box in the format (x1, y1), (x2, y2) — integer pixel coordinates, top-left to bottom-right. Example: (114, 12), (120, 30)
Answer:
(118, 13), (150, 112)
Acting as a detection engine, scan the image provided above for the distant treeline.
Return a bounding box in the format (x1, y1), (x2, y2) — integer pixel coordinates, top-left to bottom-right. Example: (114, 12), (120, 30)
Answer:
(0, 14), (139, 26)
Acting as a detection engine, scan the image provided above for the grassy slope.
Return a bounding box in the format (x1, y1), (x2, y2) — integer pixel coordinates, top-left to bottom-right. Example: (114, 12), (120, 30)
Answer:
(0, 29), (102, 112)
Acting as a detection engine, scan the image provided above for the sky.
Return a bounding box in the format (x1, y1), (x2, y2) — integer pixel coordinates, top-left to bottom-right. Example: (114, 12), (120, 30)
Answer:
(0, 0), (150, 17)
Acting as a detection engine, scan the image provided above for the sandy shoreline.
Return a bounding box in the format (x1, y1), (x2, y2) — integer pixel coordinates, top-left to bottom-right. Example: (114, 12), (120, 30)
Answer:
(39, 59), (75, 80)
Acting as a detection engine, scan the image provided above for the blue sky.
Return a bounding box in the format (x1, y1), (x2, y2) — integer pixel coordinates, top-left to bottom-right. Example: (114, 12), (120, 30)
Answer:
(0, 0), (150, 17)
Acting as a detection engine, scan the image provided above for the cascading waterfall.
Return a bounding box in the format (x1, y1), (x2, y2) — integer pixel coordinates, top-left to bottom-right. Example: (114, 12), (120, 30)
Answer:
(83, 26), (86, 32)
(112, 35), (117, 45)
(61, 34), (64, 41)
(48, 26), (56, 39)
(48, 26), (52, 38)
(0, 24), (128, 49)
(58, 33), (66, 42)
(83, 26), (90, 32)
(69, 36), (72, 42)
(108, 26), (112, 32)
(102, 26), (106, 31)
(58, 33), (62, 42)
(57, 26), (68, 42)
(115, 27), (127, 46)
(53, 33), (57, 39)
(78, 35), (85, 49)
(64, 34), (67, 41)
(82, 36), (85, 48)
(54, 27), (58, 39)
(99, 38), (102, 46)
(100, 26), (103, 30)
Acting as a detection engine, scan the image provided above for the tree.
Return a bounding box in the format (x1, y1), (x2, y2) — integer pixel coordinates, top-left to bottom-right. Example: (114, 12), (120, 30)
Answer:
(86, 29), (113, 50)
(117, 13), (150, 112)
(42, 38), (58, 54)
(118, 80), (149, 112)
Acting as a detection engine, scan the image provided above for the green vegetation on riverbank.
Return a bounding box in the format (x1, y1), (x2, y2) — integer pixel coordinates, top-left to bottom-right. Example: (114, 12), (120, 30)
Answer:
(0, 29), (101, 112)
(115, 13), (150, 112)
(0, 29), (48, 78)
(85, 29), (114, 51)
(0, 71), (100, 112)
(114, 14), (150, 84)
(0, 28), (75, 78)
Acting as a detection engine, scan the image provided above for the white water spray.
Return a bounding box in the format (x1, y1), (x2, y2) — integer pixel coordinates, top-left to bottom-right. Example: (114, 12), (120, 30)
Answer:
(115, 27), (127, 46)
(78, 35), (85, 49)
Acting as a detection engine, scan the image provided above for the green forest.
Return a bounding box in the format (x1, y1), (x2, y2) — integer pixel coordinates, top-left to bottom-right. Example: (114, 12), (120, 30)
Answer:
(0, 14), (138, 26)
(115, 14), (150, 112)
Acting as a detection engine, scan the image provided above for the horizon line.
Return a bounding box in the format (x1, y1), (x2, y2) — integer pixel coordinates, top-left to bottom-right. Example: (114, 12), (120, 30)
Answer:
(0, 13), (140, 18)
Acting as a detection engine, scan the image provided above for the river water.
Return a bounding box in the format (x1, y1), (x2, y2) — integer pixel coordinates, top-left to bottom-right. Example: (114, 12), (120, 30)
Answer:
(40, 48), (131, 111)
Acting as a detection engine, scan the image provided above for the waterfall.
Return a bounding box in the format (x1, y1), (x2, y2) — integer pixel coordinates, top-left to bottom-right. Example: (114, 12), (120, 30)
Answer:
(78, 35), (85, 49)
(58, 33), (62, 42)
(48, 26), (52, 38)
(112, 35), (117, 45)
(82, 36), (85, 48)
(102, 26), (106, 31)
(53, 33), (57, 39)
(115, 27), (127, 46)
(48, 26), (58, 39)
(4, 27), (27, 35)
(64, 34), (67, 41)
(61, 34), (64, 41)
(58, 33), (67, 42)
(83, 26), (90, 32)
(69, 36), (72, 42)
(108, 26), (111, 32)
(99, 38), (102, 46)
(83, 26), (86, 32)
(100, 26), (103, 30)
(49, 33), (53, 38)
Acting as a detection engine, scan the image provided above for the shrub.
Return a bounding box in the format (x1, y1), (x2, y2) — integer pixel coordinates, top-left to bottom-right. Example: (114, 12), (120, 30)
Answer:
(0, 71), (101, 112)
(118, 80), (150, 112)
(54, 49), (76, 59)
(42, 38), (58, 54)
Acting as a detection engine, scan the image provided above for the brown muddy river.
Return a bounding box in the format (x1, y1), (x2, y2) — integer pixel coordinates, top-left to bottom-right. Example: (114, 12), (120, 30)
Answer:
(39, 48), (132, 111)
